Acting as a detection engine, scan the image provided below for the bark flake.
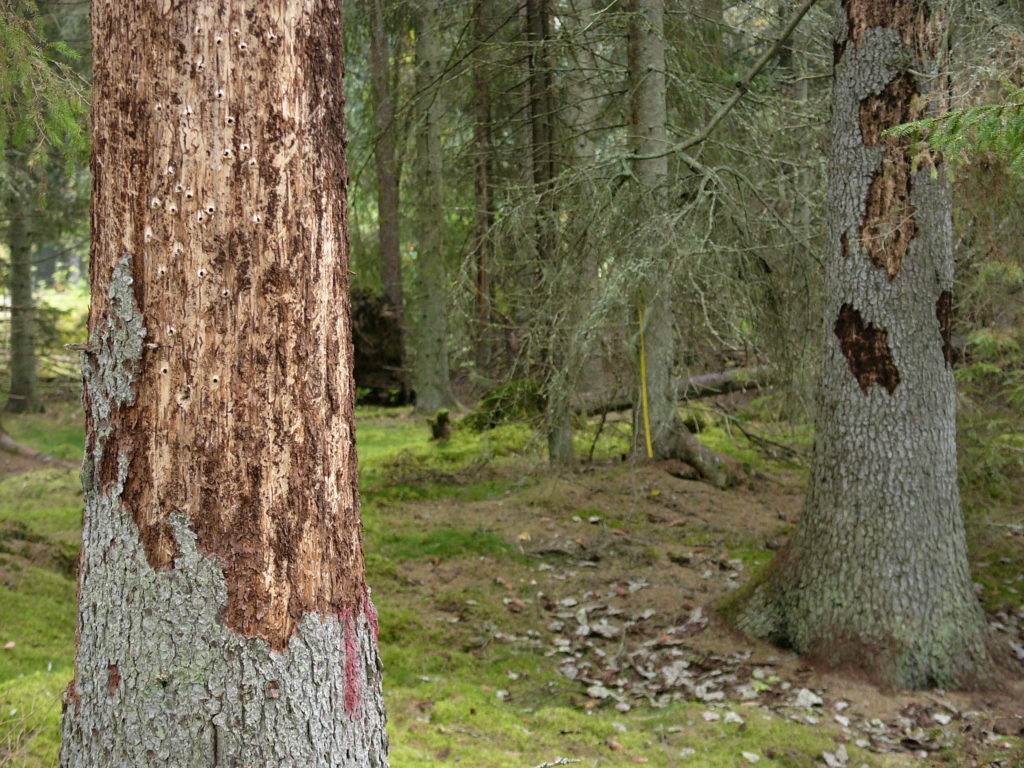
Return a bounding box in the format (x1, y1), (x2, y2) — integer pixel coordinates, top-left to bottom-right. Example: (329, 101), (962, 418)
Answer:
(833, 303), (901, 394)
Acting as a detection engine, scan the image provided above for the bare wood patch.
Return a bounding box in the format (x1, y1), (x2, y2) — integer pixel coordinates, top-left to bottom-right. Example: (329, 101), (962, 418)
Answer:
(857, 73), (923, 279)
(834, 303), (901, 394)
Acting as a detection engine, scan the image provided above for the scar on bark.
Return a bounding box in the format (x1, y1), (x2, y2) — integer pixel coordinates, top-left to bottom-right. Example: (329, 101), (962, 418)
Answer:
(834, 303), (900, 394)
(936, 290), (953, 368)
(859, 73), (922, 279)
(837, 0), (936, 60)
(107, 664), (120, 694)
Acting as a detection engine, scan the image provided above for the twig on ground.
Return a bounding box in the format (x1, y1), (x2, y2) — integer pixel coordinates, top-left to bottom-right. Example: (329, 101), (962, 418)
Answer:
(531, 759), (581, 768)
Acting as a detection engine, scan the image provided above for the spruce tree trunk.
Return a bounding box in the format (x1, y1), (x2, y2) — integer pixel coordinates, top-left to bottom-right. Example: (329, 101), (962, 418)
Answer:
(412, 0), (456, 415)
(471, 0), (497, 373)
(369, 0), (405, 374)
(526, 0), (574, 465)
(61, 3), (389, 765)
(628, 0), (726, 486)
(732, 0), (994, 689)
(5, 204), (42, 414)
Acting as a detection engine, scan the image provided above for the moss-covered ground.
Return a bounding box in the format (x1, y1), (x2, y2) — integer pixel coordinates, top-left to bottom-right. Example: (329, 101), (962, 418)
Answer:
(1, 402), (1021, 767)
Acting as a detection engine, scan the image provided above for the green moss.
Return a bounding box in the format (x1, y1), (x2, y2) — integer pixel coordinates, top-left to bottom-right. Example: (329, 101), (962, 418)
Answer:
(0, 563), (77, 683)
(4, 402), (85, 461)
(377, 526), (516, 561)
(0, 469), (82, 545)
(0, 669), (69, 768)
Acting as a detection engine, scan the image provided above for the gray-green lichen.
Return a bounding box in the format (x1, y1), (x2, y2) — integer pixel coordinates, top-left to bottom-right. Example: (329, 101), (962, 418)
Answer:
(63, 459), (389, 767)
(65, 252), (389, 766)
(81, 253), (146, 491)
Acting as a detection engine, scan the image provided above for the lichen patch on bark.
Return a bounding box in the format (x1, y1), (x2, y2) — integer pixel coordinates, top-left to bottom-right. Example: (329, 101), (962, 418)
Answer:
(833, 303), (901, 394)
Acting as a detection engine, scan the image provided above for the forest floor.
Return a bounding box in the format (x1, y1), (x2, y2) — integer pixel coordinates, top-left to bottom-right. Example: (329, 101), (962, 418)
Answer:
(1, 400), (1023, 767)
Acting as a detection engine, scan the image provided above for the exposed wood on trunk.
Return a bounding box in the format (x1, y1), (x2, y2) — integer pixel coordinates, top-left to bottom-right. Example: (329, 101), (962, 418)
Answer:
(63, 3), (388, 764)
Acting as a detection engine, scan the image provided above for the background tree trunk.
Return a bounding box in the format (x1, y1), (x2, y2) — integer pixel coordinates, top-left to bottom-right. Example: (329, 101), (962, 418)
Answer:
(471, 0), (497, 374)
(526, 0), (574, 465)
(61, 3), (389, 765)
(628, 0), (726, 486)
(369, 0), (405, 377)
(732, 0), (995, 689)
(412, 0), (456, 415)
(5, 204), (42, 414)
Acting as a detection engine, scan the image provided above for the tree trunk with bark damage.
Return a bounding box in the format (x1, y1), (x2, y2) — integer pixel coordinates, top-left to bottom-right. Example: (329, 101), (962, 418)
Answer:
(412, 0), (456, 415)
(61, 3), (389, 765)
(369, 0), (405, 368)
(628, 0), (727, 487)
(730, 0), (995, 690)
(4, 204), (42, 414)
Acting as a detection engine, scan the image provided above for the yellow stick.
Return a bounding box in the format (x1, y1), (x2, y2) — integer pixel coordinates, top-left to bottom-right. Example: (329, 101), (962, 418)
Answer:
(638, 306), (654, 459)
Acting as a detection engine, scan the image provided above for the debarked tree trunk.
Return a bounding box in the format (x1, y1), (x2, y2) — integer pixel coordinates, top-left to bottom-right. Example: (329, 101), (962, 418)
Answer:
(61, 2), (389, 765)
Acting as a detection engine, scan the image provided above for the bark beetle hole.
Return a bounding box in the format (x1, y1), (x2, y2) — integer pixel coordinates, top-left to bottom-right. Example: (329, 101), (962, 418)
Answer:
(241, 143), (250, 152)
(206, 204), (216, 214)
(107, 664), (120, 694)
(221, 289), (230, 298)
(157, 266), (167, 276)
(168, 203), (178, 214)
(154, 102), (162, 112)
(216, 89), (225, 100)
(253, 214), (262, 223)
(238, 42), (248, 51)
(226, 116), (235, 126)
(198, 268), (207, 277)
(151, 198), (161, 209)
(211, 375), (220, 384)
(160, 364), (169, 375)
(248, 158), (257, 167)
(196, 212), (205, 222)
(834, 303), (900, 395)
(185, 189), (194, 199)
(167, 327), (176, 336)
(223, 150), (233, 159)
(215, 36), (223, 45)
(936, 290), (954, 368)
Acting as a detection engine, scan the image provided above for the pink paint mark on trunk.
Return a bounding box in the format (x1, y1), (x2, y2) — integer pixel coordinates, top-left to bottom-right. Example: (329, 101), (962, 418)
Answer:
(364, 595), (380, 641)
(342, 608), (362, 716)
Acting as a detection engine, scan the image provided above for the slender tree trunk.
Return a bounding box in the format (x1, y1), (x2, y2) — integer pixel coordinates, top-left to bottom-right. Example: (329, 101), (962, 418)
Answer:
(731, 0), (994, 689)
(61, 3), (389, 765)
(526, 0), (574, 465)
(412, 0), (456, 415)
(369, 0), (405, 376)
(5, 204), (42, 413)
(471, 0), (497, 373)
(628, 0), (726, 486)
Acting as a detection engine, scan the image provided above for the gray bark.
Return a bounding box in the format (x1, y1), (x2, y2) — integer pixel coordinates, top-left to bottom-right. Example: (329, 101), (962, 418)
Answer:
(5, 205), (42, 414)
(369, 0), (405, 354)
(628, 0), (726, 487)
(412, 0), (456, 415)
(526, 0), (574, 465)
(732, 0), (994, 689)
